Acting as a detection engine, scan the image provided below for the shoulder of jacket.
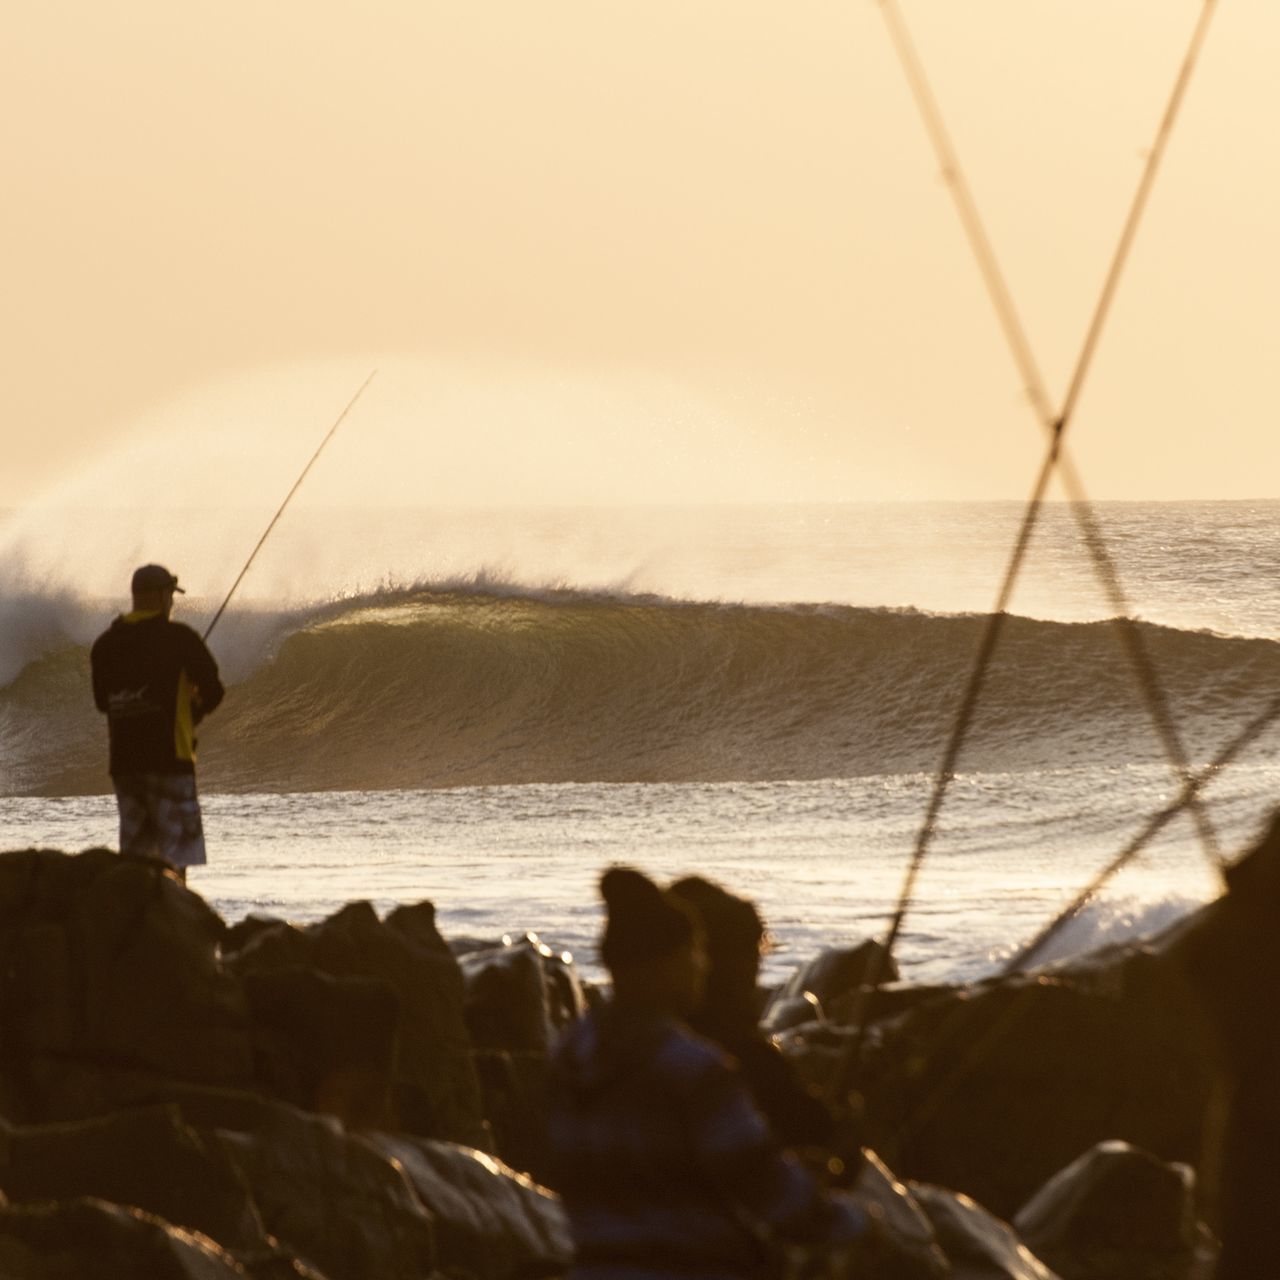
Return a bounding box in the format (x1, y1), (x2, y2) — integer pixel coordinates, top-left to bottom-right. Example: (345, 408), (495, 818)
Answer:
(92, 619), (125, 647)
(169, 621), (207, 644)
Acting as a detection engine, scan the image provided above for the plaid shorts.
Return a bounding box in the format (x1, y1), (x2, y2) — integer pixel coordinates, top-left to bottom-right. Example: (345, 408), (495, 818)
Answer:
(113, 772), (208, 868)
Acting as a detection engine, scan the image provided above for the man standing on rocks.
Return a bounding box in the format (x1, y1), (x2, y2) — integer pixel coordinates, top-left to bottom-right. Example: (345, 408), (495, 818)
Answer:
(91, 564), (225, 882)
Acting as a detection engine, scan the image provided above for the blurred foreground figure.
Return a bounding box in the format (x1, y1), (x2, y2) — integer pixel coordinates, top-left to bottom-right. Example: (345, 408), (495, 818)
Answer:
(548, 866), (865, 1280)
(90, 564), (224, 883)
(669, 876), (839, 1156)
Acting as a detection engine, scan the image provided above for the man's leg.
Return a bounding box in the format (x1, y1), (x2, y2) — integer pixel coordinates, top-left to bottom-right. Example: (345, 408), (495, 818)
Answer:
(113, 774), (160, 857)
(153, 773), (207, 878)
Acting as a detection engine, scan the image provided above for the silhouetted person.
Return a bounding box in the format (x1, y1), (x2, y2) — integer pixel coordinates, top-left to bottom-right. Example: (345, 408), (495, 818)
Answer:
(90, 564), (224, 882)
(669, 875), (836, 1154)
(548, 866), (865, 1279)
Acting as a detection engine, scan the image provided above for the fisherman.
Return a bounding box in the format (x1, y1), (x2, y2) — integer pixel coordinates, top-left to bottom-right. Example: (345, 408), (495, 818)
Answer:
(547, 866), (867, 1279)
(90, 564), (224, 882)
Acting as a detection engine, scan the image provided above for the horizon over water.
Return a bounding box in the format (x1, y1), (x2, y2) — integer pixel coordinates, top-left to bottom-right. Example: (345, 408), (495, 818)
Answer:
(3, 499), (1277, 985)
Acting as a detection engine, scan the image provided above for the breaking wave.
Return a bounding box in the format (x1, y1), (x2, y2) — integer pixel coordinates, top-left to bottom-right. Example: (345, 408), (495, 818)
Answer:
(3, 583), (1277, 795)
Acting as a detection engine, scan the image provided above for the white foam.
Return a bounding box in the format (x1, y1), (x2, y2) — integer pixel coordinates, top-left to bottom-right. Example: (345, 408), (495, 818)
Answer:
(990, 892), (1208, 975)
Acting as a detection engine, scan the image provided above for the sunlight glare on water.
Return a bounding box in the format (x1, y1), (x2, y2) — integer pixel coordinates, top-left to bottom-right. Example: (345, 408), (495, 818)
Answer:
(0, 765), (1253, 986)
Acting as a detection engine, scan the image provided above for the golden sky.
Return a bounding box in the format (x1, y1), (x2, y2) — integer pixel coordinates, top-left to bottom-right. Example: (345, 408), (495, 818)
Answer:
(4, 2), (1276, 506)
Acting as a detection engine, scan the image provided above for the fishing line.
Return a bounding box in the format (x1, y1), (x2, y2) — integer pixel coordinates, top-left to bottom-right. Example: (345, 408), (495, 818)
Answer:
(202, 369), (378, 643)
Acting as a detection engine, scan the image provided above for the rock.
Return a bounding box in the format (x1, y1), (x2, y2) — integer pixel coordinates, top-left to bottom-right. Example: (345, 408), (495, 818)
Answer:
(851, 1149), (950, 1279)
(912, 1185), (1054, 1279)
(220, 913), (285, 957)
(854, 957), (1215, 1217)
(0, 1105), (270, 1260)
(240, 968), (399, 1129)
(827, 982), (960, 1030)
(0, 849), (253, 1123)
(459, 931), (585, 1055)
(472, 1051), (553, 1181)
(911, 1183), (1058, 1279)
(0, 1197), (253, 1280)
(368, 1133), (572, 1279)
(454, 932), (584, 1178)
(771, 1020), (860, 1100)
(1014, 1140), (1200, 1280)
(216, 1105), (437, 1280)
(227, 899), (487, 1147)
(760, 991), (822, 1035)
(767, 940), (898, 1023)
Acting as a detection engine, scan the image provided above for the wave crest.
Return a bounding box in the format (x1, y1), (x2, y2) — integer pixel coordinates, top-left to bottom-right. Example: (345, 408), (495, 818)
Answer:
(5, 585), (1277, 795)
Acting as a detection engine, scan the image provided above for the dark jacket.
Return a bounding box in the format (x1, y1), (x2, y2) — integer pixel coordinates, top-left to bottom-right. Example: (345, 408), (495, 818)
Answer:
(90, 612), (224, 776)
(547, 1006), (863, 1280)
(711, 1029), (835, 1152)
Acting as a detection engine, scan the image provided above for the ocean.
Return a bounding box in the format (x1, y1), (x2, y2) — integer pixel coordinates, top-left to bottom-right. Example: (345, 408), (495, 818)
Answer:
(2, 500), (1276, 985)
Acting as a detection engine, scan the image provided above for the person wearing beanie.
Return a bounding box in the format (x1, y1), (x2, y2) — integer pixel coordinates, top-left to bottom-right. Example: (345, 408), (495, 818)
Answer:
(669, 876), (838, 1155)
(548, 866), (866, 1280)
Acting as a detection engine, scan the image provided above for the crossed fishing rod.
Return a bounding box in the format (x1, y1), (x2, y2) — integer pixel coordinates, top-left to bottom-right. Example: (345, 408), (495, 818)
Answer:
(833, 0), (1280, 1114)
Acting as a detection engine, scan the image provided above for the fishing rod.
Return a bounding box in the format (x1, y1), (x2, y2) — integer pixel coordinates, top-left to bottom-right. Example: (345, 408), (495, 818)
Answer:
(871, 0), (1224, 875)
(827, 1), (1221, 1107)
(202, 369), (379, 643)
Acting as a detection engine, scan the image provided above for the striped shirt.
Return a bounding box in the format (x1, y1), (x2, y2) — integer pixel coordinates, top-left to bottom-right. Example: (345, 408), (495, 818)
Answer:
(548, 1006), (863, 1280)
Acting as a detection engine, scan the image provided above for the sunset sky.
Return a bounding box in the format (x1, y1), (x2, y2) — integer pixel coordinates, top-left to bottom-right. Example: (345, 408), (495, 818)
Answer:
(4, 1), (1276, 508)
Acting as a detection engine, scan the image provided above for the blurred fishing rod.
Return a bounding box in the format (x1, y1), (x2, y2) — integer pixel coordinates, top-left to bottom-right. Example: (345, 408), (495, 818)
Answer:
(202, 369), (378, 642)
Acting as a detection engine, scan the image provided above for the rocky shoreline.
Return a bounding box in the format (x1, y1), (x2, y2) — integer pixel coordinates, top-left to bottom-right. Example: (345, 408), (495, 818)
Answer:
(0, 843), (1245, 1278)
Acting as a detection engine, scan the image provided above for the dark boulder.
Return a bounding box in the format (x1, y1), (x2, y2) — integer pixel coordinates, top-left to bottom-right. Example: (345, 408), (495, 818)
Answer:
(472, 1051), (552, 1182)
(459, 931), (585, 1054)
(851, 1149), (950, 1279)
(853, 953), (1216, 1216)
(369, 1132), (571, 1278)
(220, 913), (285, 957)
(226, 899), (486, 1147)
(911, 1183), (1058, 1279)
(0, 849), (253, 1124)
(215, 1105), (436, 1280)
(760, 991), (822, 1035)
(0, 1197), (252, 1280)
(1014, 1140), (1202, 1280)
(767, 939), (899, 1023)
(0, 1105), (269, 1260)
(457, 932), (584, 1178)
(770, 1019), (860, 1102)
(239, 968), (399, 1130)
(827, 981), (960, 1029)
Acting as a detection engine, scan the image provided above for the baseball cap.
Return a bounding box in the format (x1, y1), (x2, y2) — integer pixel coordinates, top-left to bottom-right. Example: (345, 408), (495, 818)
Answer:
(131, 564), (185, 594)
